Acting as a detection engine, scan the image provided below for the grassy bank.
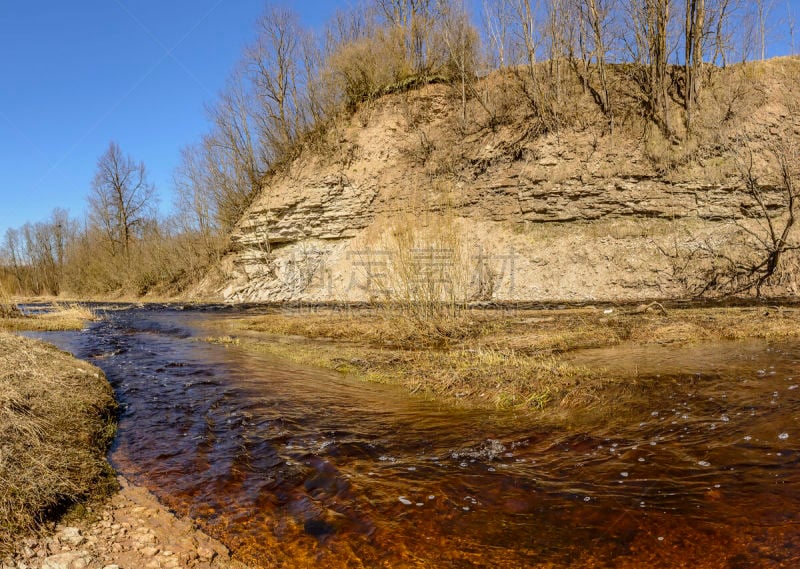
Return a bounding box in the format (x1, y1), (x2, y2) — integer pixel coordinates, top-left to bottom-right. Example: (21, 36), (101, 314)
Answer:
(206, 304), (800, 410)
(0, 332), (116, 554)
(0, 301), (97, 332)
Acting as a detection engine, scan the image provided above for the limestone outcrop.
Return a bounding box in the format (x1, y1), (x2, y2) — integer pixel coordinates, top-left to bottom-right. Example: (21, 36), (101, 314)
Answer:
(195, 65), (800, 303)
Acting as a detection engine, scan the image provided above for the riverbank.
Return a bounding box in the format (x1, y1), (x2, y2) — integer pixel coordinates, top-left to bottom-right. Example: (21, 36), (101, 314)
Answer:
(3, 476), (244, 569)
(206, 304), (800, 411)
(0, 326), (249, 568)
(0, 333), (116, 553)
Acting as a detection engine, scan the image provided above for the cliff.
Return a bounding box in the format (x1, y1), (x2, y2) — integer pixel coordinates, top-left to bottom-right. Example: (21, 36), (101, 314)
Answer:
(197, 57), (800, 303)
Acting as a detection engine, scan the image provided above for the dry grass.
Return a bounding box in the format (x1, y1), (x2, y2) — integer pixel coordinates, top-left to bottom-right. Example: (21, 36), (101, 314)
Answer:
(0, 285), (21, 319)
(0, 333), (117, 553)
(210, 333), (601, 410)
(224, 308), (503, 348)
(209, 305), (800, 411)
(0, 303), (97, 332)
(223, 305), (800, 350)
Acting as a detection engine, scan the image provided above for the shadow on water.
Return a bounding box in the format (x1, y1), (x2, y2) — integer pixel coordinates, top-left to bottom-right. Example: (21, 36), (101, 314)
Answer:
(26, 306), (800, 568)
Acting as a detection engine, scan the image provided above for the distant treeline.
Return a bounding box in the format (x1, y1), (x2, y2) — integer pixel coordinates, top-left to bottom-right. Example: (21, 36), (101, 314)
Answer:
(1, 0), (795, 297)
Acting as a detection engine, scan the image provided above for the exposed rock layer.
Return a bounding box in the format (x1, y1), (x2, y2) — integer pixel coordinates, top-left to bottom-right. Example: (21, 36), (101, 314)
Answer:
(199, 59), (800, 303)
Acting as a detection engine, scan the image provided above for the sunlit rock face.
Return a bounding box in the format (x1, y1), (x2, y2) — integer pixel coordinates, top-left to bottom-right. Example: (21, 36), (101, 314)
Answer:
(195, 82), (800, 303)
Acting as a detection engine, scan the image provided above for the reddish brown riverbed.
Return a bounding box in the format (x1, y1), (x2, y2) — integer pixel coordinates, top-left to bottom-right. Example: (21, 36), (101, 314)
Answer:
(31, 307), (800, 568)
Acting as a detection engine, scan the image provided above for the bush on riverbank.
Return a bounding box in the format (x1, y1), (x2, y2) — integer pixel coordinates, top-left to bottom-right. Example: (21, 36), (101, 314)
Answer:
(0, 333), (117, 554)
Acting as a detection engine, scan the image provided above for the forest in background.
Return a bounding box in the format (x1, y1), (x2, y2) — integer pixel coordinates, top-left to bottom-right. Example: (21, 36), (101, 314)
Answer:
(1, 0), (798, 298)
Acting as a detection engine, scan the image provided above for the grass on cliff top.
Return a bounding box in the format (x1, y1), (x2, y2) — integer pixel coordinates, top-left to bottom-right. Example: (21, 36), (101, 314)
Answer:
(207, 305), (800, 411)
(0, 333), (117, 554)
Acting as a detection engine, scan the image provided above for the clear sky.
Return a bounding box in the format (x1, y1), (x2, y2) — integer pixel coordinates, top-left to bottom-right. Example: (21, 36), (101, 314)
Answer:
(0, 0), (341, 238)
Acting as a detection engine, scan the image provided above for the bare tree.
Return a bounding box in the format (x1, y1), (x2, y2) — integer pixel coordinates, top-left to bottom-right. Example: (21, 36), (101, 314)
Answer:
(1, 228), (24, 292)
(545, 0), (573, 106)
(174, 143), (219, 258)
(684, 0), (705, 132)
(708, 0), (736, 66)
(574, 0), (616, 129)
(625, 0), (673, 134)
(300, 31), (327, 127)
(213, 78), (264, 185)
(437, 0), (480, 123)
(482, 0), (511, 67)
(756, 0), (773, 60)
(88, 142), (155, 260)
(206, 75), (264, 226)
(506, 0), (560, 126)
(0, 209), (77, 295)
(246, 5), (309, 162)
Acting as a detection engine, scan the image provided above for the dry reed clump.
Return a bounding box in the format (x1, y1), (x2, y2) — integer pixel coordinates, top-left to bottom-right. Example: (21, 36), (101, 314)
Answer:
(34, 303), (97, 328)
(360, 206), (491, 347)
(0, 333), (117, 553)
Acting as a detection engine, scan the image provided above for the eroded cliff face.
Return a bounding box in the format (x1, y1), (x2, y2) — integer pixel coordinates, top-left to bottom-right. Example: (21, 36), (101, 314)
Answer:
(199, 61), (800, 303)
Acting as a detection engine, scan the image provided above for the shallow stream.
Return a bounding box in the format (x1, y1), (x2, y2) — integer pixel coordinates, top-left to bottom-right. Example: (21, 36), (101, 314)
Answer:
(28, 306), (800, 567)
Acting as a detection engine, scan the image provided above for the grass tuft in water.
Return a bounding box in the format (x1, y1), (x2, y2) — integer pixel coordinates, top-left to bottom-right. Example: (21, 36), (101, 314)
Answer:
(204, 305), (800, 411)
(0, 302), (98, 332)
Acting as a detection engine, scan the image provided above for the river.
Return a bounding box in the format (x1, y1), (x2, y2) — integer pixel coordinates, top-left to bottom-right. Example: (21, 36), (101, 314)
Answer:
(28, 305), (800, 568)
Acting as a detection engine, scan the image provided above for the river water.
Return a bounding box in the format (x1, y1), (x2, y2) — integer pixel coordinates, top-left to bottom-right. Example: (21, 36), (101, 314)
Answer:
(28, 306), (800, 568)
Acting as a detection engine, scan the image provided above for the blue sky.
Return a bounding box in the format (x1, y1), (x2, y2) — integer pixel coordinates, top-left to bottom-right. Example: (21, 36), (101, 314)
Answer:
(0, 1), (797, 238)
(0, 0), (341, 237)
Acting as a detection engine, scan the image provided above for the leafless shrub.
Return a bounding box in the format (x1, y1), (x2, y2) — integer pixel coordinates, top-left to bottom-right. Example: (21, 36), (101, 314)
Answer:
(658, 138), (800, 297)
(709, 140), (800, 296)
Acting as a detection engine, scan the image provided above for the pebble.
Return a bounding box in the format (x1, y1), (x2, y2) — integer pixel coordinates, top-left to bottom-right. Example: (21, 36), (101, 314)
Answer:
(6, 477), (243, 569)
(58, 529), (84, 548)
(140, 546), (160, 557)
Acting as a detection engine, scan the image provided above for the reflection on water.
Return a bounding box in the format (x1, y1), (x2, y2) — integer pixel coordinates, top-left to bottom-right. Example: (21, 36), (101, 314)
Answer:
(29, 308), (800, 568)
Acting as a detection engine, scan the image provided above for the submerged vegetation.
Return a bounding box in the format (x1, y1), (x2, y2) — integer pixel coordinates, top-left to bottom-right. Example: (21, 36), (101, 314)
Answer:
(0, 333), (117, 554)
